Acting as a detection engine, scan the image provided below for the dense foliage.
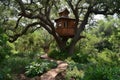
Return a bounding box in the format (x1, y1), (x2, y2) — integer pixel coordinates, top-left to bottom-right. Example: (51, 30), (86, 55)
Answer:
(0, 28), (11, 62)
(0, 0), (120, 80)
(63, 17), (120, 80)
(25, 60), (57, 77)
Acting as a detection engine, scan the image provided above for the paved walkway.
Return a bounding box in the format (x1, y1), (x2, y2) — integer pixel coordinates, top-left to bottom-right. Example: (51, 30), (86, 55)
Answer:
(40, 54), (68, 80)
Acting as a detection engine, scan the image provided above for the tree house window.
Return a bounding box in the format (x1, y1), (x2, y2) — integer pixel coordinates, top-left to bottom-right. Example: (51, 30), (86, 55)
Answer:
(64, 21), (68, 28)
(58, 22), (62, 27)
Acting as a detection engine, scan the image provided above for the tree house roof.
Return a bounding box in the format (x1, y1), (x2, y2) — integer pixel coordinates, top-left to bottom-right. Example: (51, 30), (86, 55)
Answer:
(55, 17), (76, 22)
(58, 8), (69, 14)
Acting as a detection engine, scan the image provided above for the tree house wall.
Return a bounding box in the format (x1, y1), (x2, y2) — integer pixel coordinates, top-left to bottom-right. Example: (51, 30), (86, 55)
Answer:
(56, 28), (75, 37)
(55, 8), (76, 37)
(55, 19), (76, 28)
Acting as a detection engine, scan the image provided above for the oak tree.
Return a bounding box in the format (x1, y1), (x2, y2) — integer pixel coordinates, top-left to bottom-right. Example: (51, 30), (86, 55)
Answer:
(1, 0), (120, 55)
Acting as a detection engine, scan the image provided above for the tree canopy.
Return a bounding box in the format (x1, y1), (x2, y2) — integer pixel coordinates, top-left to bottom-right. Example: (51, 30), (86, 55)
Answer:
(1, 0), (120, 54)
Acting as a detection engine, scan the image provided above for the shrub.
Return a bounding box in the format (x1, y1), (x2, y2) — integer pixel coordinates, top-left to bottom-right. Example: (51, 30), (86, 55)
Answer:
(0, 67), (12, 80)
(83, 64), (120, 80)
(71, 52), (90, 63)
(25, 60), (57, 77)
(48, 50), (69, 60)
(65, 58), (86, 80)
(0, 56), (32, 80)
(65, 66), (84, 80)
(93, 49), (120, 66)
(0, 27), (11, 63)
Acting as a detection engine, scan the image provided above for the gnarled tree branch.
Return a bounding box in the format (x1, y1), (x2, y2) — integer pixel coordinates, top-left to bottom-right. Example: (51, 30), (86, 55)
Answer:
(16, 0), (26, 14)
(14, 16), (22, 29)
(9, 22), (40, 42)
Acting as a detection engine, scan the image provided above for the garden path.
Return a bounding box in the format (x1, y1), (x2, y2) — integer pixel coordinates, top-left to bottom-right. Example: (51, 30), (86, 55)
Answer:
(40, 54), (68, 80)
(19, 54), (68, 80)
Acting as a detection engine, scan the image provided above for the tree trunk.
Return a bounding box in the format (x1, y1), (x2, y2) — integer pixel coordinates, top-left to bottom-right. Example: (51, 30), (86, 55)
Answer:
(52, 32), (77, 55)
(58, 40), (76, 55)
(67, 44), (75, 55)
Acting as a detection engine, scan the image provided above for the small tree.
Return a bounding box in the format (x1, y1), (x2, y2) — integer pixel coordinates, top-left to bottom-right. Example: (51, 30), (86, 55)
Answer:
(1, 0), (120, 55)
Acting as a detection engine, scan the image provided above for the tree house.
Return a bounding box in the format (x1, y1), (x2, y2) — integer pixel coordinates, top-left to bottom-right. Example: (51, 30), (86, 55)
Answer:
(55, 8), (76, 38)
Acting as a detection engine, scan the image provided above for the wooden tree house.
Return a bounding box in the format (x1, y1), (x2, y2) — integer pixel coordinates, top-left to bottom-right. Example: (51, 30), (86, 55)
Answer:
(55, 8), (76, 38)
